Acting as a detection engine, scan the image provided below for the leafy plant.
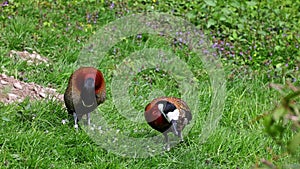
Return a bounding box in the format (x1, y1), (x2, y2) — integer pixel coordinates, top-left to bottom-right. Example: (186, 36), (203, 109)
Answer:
(263, 82), (300, 166)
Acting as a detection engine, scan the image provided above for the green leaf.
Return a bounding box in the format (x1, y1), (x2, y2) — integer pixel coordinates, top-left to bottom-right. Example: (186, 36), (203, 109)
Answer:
(230, 1), (240, 8)
(263, 115), (273, 128)
(287, 132), (300, 154)
(204, 0), (216, 7)
(275, 46), (281, 51)
(2, 116), (11, 121)
(245, 1), (257, 7)
(232, 30), (238, 39)
(258, 30), (266, 36)
(219, 15), (226, 21)
(273, 106), (285, 121)
(221, 8), (231, 15)
(186, 12), (196, 20)
(207, 19), (216, 28)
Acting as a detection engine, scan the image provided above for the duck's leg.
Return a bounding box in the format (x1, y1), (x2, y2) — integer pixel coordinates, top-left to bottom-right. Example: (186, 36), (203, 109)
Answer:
(163, 132), (170, 151)
(87, 112), (91, 126)
(73, 112), (78, 131)
(178, 131), (184, 142)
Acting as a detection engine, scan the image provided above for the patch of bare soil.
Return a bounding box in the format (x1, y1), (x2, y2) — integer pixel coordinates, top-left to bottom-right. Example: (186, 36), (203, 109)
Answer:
(0, 74), (64, 104)
(8, 50), (50, 66)
(0, 50), (63, 105)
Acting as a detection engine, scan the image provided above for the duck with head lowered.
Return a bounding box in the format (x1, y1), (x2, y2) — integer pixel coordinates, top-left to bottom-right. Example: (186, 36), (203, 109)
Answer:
(144, 96), (192, 150)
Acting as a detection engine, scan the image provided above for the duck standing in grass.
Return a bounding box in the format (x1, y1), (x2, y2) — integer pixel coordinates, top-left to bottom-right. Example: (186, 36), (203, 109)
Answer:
(64, 67), (106, 130)
(144, 97), (192, 150)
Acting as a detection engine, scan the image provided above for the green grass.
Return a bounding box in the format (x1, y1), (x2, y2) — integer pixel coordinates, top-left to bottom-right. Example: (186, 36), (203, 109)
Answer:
(0, 77), (291, 168)
(0, 0), (299, 168)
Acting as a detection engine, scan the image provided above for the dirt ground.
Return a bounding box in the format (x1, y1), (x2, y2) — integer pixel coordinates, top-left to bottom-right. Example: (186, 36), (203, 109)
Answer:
(0, 50), (64, 105)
